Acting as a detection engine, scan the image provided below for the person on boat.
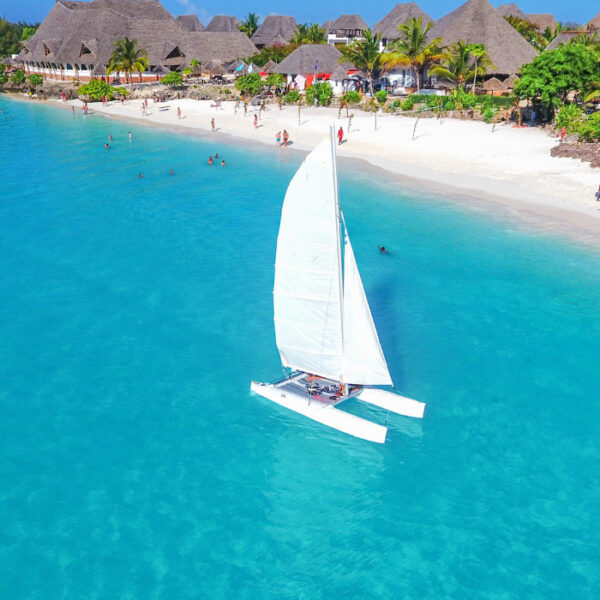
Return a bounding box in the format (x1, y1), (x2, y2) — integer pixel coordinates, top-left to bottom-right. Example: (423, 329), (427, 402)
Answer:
(208, 156), (213, 165)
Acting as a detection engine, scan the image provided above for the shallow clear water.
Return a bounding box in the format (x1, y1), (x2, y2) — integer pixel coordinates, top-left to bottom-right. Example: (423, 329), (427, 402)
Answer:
(1, 97), (599, 599)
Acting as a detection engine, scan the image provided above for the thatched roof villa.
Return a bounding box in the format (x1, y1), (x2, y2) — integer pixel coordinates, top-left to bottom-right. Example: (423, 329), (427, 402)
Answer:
(525, 13), (557, 33)
(430, 0), (537, 76)
(327, 15), (369, 45)
(274, 44), (352, 90)
(205, 15), (241, 32)
(496, 3), (526, 20)
(251, 15), (298, 48)
(176, 14), (204, 32)
(587, 12), (600, 30)
(373, 3), (433, 47)
(16, 0), (255, 82)
(545, 30), (580, 50)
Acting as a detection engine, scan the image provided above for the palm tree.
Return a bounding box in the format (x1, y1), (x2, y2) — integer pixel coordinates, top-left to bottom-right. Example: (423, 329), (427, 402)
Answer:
(468, 43), (494, 91)
(542, 22), (565, 45)
(106, 37), (149, 86)
(382, 16), (443, 90)
(428, 41), (478, 90)
(339, 30), (383, 96)
(291, 23), (326, 45)
(239, 13), (260, 37)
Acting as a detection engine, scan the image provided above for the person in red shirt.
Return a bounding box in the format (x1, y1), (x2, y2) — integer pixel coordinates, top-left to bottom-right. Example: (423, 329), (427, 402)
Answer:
(338, 126), (343, 145)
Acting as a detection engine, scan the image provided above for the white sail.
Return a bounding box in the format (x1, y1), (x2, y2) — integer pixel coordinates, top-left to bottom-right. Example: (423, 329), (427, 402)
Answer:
(342, 229), (393, 386)
(273, 137), (344, 380)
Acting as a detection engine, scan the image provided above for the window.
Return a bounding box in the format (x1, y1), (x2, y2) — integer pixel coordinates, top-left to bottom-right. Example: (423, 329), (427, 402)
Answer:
(43, 43), (51, 56)
(165, 46), (184, 59)
(80, 43), (91, 56)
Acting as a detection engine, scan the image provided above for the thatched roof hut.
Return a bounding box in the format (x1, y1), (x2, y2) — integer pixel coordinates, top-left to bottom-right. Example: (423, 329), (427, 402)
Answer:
(263, 59), (277, 73)
(482, 76), (505, 91)
(185, 32), (256, 64)
(430, 0), (538, 75)
(503, 73), (518, 89)
(17, 0), (255, 74)
(588, 12), (600, 30)
(496, 3), (526, 19)
(267, 34), (288, 48)
(546, 30), (580, 50)
(322, 20), (334, 33)
(330, 65), (349, 81)
(176, 15), (204, 32)
(525, 13), (556, 33)
(373, 3), (433, 43)
(251, 15), (298, 48)
(330, 14), (369, 36)
(205, 15), (241, 32)
(274, 44), (348, 75)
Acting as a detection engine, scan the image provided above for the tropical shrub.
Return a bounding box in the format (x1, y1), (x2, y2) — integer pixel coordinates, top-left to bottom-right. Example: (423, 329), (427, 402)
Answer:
(235, 72), (264, 95)
(305, 81), (333, 106)
(555, 103), (583, 132)
(0, 72), (7, 85)
(483, 107), (496, 123)
(575, 111), (600, 141)
(284, 89), (300, 103)
(112, 86), (130, 97)
(401, 96), (416, 110)
(27, 73), (43, 86)
(9, 69), (25, 84)
(77, 79), (113, 101)
(375, 90), (388, 104)
(162, 71), (183, 87)
(341, 90), (361, 104)
(266, 72), (286, 91)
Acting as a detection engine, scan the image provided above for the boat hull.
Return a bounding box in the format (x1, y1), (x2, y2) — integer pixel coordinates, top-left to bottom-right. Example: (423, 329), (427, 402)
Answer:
(251, 380), (388, 444)
(357, 388), (425, 419)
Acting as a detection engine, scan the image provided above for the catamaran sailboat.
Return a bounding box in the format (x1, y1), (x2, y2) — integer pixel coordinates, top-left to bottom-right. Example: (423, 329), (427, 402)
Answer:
(251, 125), (425, 443)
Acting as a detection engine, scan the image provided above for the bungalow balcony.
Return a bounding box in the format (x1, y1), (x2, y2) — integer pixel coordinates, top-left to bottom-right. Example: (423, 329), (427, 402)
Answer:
(327, 29), (365, 46)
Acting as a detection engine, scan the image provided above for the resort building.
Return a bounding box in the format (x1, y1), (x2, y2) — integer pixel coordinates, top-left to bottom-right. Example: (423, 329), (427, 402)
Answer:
(496, 3), (526, 20)
(16, 0), (255, 82)
(274, 44), (351, 91)
(176, 15), (204, 32)
(373, 2), (433, 48)
(251, 15), (298, 49)
(326, 15), (369, 45)
(430, 0), (538, 78)
(525, 13), (557, 33)
(205, 15), (241, 32)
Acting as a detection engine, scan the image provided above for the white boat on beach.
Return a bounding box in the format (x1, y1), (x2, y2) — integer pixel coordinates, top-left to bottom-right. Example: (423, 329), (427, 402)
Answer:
(251, 125), (425, 443)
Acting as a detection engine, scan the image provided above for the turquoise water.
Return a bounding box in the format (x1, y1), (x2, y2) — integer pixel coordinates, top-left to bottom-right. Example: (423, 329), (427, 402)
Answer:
(1, 96), (599, 599)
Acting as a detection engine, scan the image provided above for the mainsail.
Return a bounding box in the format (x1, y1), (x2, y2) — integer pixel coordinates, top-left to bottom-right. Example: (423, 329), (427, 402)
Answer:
(273, 129), (393, 386)
(273, 138), (344, 381)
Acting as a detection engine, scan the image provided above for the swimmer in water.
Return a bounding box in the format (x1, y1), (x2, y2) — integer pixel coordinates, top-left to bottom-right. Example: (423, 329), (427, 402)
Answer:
(108, 135), (113, 141)
(215, 153), (219, 159)
(378, 245), (389, 254)
(169, 169), (174, 175)
(221, 159), (226, 166)
(138, 173), (143, 179)
(104, 143), (110, 149)
(128, 131), (132, 140)
(208, 156), (213, 165)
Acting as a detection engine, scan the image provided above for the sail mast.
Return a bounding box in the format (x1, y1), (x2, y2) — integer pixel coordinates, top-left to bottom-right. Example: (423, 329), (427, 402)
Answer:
(330, 123), (345, 384)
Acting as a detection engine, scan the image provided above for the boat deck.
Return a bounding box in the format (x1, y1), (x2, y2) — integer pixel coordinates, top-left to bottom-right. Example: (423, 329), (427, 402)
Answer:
(272, 373), (362, 408)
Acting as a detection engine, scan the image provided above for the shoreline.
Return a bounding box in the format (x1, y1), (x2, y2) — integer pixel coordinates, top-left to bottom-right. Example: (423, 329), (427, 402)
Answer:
(6, 93), (600, 246)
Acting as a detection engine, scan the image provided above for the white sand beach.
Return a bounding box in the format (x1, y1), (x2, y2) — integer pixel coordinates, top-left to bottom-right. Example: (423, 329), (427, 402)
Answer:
(50, 96), (600, 240)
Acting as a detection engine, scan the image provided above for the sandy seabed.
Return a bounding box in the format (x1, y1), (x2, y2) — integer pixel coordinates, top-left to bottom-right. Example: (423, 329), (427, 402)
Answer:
(25, 94), (600, 245)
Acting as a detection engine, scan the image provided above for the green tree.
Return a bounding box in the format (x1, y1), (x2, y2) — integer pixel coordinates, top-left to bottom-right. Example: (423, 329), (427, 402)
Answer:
(249, 43), (295, 67)
(339, 30), (383, 96)
(429, 41), (478, 90)
(239, 13), (260, 37)
(161, 71), (183, 87)
(542, 22), (565, 45)
(504, 15), (546, 50)
(106, 37), (149, 86)
(20, 26), (36, 40)
(266, 72), (286, 92)
(182, 67), (193, 78)
(235, 72), (265, 95)
(515, 44), (599, 109)
(382, 16), (443, 90)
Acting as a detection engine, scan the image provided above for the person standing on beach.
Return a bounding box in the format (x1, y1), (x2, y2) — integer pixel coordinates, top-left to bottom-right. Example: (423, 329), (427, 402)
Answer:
(211, 117), (215, 132)
(283, 130), (289, 148)
(338, 126), (343, 145)
(276, 131), (281, 147)
(595, 185), (600, 201)
(177, 107), (181, 119)
(254, 114), (258, 129)
(560, 126), (566, 143)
